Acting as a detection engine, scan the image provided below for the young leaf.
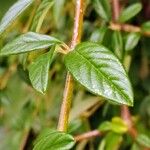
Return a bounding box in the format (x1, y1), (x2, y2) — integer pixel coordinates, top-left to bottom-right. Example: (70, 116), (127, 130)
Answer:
(0, 32), (61, 56)
(0, 0), (34, 35)
(29, 47), (55, 93)
(125, 33), (141, 51)
(90, 26), (107, 43)
(31, 0), (54, 32)
(119, 3), (142, 23)
(93, 0), (111, 21)
(33, 129), (75, 150)
(99, 118), (128, 134)
(64, 42), (133, 106)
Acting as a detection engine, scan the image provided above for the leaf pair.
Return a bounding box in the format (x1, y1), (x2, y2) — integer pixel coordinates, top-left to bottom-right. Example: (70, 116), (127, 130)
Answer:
(0, 32), (62, 93)
(0, 32), (134, 106)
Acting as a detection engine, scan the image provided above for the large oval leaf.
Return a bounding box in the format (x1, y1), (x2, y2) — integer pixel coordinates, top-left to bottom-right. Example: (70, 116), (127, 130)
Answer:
(33, 129), (75, 150)
(0, 32), (61, 56)
(29, 47), (55, 93)
(64, 42), (133, 106)
(0, 0), (34, 35)
(119, 3), (142, 23)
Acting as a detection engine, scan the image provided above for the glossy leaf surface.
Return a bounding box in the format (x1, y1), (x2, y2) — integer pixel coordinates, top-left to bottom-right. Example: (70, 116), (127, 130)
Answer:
(0, 0), (34, 35)
(65, 42), (133, 106)
(29, 47), (55, 93)
(0, 32), (61, 56)
(33, 129), (75, 150)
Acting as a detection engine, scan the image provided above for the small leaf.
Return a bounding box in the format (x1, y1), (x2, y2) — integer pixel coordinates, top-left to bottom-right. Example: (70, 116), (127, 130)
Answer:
(93, 0), (111, 21)
(33, 129), (75, 150)
(31, 0), (54, 32)
(29, 47), (55, 93)
(0, 32), (61, 56)
(136, 134), (150, 148)
(99, 121), (112, 132)
(125, 33), (141, 51)
(99, 117), (128, 134)
(0, 0), (34, 35)
(90, 26), (107, 43)
(53, 0), (65, 28)
(111, 31), (123, 59)
(111, 117), (128, 134)
(64, 42), (133, 106)
(141, 21), (150, 32)
(119, 3), (142, 23)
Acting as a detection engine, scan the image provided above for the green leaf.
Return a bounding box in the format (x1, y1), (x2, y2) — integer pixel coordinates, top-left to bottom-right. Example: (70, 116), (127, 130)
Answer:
(141, 21), (150, 32)
(125, 33), (141, 51)
(0, 32), (61, 56)
(64, 42), (133, 106)
(99, 121), (112, 132)
(119, 3), (142, 23)
(111, 117), (128, 134)
(104, 132), (123, 150)
(53, 0), (65, 28)
(0, 0), (34, 35)
(99, 117), (128, 134)
(136, 134), (150, 148)
(33, 129), (75, 150)
(90, 26), (107, 43)
(131, 143), (141, 150)
(93, 0), (111, 21)
(29, 47), (55, 93)
(31, 0), (54, 32)
(111, 31), (123, 59)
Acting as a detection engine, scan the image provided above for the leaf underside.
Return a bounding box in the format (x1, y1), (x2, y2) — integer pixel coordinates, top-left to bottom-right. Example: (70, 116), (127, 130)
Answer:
(0, 0), (34, 35)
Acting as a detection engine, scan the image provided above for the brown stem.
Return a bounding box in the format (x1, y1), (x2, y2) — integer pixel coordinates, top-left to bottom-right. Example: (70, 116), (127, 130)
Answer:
(121, 105), (137, 139)
(109, 22), (150, 37)
(74, 130), (101, 142)
(112, 0), (120, 22)
(57, 0), (85, 132)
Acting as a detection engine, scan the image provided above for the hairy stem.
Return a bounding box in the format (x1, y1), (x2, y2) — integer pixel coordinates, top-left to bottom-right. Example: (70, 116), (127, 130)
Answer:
(57, 0), (85, 132)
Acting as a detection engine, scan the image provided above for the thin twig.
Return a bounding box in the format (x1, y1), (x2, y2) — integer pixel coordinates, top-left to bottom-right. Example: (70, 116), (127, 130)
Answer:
(112, 0), (120, 22)
(57, 0), (85, 132)
(74, 130), (101, 142)
(109, 22), (150, 37)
